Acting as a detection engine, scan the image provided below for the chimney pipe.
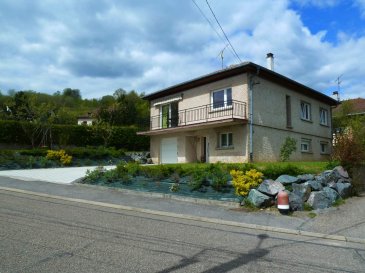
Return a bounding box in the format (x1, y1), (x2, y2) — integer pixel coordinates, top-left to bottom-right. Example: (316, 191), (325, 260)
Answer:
(266, 53), (274, 71)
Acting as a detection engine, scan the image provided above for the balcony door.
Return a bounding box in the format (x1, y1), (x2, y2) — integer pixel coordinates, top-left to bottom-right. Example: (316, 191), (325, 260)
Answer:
(161, 102), (178, 128)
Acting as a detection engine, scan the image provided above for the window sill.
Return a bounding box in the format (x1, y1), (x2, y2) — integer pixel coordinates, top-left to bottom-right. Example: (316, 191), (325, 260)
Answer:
(320, 123), (329, 127)
(216, 146), (234, 150)
(300, 118), (313, 123)
(301, 151), (313, 154)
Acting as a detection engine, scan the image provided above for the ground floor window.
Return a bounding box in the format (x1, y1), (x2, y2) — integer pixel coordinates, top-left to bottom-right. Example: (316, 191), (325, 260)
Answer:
(219, 132), (233, 148)
(320, 141), (329, 154)
(301, 138), (311, 152)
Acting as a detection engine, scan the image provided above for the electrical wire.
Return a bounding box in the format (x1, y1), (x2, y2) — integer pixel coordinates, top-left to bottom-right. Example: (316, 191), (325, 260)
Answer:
(191, 0), (237, 62)
(205, 0), (242, 63)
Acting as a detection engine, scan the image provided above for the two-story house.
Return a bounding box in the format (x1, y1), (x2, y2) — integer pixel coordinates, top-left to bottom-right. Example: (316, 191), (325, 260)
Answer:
(138, 54), (338, 163)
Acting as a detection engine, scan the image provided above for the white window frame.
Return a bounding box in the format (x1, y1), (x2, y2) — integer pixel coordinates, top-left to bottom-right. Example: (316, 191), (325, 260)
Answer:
(320, 108), (329, 126)
(211, 88), (232, 110)
(320, 142), (329, 154)
(300, 101), (311, 121)
(219, 132), (233, 148)
(301, 138), (311, 153)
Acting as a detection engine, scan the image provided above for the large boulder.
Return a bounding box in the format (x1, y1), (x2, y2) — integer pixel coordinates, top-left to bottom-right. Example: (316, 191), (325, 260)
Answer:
(258, 179), (285, 196)
(297, 174), (314, 183)
(335, 183), (352, 198)
(307, 191), (332, 209)
(288, 192), (304, 211)
(333, 166), (349, 179)
(322, 187), (341, 204)
(292, 183), (311, 202)
(275, 175), (299, 185)
(305, 180), (323, 191)
(247, 189), (273, 208)
(316, 170), (339, 186)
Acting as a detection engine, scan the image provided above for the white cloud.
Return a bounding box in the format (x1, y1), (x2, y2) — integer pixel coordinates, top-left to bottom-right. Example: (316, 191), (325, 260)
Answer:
(0, 0), (364, 100)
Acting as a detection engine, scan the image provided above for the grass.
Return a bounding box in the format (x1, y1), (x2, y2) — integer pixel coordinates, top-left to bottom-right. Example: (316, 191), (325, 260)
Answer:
(308, 212), (317, 218)
(333, 198), (346, 207)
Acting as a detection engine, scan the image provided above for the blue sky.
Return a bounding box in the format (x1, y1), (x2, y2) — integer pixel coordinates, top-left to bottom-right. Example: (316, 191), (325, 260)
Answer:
(0, 0), (364, 99)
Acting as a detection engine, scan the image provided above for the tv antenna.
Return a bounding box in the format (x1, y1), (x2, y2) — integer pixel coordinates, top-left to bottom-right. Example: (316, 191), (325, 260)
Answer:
(218, 44), (229, 69)
(335, 74), (343, 92)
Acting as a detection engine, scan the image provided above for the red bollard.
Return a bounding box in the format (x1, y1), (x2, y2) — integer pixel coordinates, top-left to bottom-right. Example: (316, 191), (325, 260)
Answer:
(277, 191), (289, 214)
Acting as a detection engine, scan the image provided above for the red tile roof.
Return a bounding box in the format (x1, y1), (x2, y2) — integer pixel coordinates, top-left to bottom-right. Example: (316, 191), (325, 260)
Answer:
(333, 98), (365, 115)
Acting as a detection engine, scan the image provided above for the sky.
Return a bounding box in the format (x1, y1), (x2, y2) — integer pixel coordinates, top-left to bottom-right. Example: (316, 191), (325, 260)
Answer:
(0, 0), (364, 100)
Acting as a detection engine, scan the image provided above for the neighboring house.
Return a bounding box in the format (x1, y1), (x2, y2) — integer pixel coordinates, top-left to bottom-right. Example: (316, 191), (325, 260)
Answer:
(333, 98), (365, 117)
(138, 54), (338, 163)
(77, 113), (96, 126)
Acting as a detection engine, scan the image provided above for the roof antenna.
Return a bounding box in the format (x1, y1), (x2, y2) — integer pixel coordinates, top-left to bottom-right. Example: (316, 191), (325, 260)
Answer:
(334, 74), (343, 101)
(217, 44), (229, 69)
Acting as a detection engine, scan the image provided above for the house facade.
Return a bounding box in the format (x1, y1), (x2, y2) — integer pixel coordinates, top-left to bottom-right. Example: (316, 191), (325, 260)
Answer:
(138, 60), (338, 163)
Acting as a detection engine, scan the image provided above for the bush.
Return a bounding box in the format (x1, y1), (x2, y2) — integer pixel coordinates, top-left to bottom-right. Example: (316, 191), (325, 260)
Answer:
(208, 163), (229, 191)
(230, 169), (263, 196)
(280, 137), (297, 162)
(46, 150), (72, 166)
(259, 163), (303, 179)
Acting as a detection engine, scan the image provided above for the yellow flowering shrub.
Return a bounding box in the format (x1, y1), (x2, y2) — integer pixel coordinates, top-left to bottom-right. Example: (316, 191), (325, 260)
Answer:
(230, 169), (263, 196)
(46, 150), (72, 166)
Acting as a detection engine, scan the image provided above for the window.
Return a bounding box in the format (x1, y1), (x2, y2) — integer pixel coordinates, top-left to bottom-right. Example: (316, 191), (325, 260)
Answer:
(320, 142), (329, 154)
(300, 101), (311, 121)
(211, 88), (232, 109)
(320, 108), (329, 126)
(286, 95), (292, 128)
(301, 138), (311, 152)
(220, 133), (233, 148)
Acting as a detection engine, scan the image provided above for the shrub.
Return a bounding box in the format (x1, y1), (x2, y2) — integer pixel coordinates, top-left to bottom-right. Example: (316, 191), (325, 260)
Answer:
(230, 169), (263, 196)
(260, 163), (303, 179)
(188, 167), (207, 191)
(208, 163), (229, 191)
(280, 137), (297, 162)
(84, 166), (106, 183)
(46, 150), (72, 166)
(332, 128), (365, 171)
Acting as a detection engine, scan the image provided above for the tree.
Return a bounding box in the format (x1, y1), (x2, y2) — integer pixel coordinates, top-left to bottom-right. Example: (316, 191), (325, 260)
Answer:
(62, 88), (81, 100)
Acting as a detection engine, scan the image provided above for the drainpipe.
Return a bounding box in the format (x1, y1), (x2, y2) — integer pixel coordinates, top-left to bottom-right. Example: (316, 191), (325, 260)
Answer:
(248, 74), (254, 162)
(248, 66), (260, 162)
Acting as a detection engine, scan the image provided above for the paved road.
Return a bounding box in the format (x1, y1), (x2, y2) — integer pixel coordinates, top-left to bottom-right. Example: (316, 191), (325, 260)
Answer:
(1, 190), (365, 273)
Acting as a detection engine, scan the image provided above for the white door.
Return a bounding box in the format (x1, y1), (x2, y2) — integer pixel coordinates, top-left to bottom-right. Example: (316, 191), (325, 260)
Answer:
(161, 137), (178, 163)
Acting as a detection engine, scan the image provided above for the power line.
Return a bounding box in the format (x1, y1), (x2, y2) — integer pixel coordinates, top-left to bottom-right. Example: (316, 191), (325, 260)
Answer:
(205, 0), (242, 63)
(191, 0), (237, 62)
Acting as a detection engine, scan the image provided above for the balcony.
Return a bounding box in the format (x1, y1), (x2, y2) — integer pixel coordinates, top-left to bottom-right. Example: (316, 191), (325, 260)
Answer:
(146, 100), (247, 133)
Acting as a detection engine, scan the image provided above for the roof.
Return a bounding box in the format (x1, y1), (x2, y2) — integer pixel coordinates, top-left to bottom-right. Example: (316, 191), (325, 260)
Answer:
(333, 98), (365, 116)
(143, 62), (339, 106)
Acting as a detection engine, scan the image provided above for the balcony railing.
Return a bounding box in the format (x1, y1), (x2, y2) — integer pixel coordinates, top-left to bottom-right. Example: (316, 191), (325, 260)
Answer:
(150, 100), (247, 130)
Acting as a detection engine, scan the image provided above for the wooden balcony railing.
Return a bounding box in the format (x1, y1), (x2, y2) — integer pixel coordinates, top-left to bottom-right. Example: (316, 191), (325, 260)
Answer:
(149, 100), (247, 130)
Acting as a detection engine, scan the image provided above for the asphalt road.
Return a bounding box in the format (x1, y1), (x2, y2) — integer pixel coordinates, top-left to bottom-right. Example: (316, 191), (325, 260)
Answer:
(1, 190), (365, 273)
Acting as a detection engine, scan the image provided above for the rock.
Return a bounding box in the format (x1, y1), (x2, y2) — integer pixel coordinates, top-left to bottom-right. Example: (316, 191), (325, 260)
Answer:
(307, 191), (332, 209)
(305, 180), (323, 191)
(322, 187), (341, 204)
(317, 170), (338, 186)
(275, 175), (299, 185)
(327, 181), (337, 190)
(297, 174), (314, 182)
(335, 183), (352, 198)
(292, 183), (311, 202)
(146, 158), (153, 164)
(247, 189), (273, 208)
(333, 166), (349, 179)
(288, 192), (304, 211)
(258, 179), (285, 196)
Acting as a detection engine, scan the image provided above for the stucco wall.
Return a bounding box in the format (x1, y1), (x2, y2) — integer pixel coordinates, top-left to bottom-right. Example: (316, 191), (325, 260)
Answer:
(252, 125), (331, 162)
(150, 74), (248, 118)
(149, 123), (248, 164)
(251, 77), (332, 161)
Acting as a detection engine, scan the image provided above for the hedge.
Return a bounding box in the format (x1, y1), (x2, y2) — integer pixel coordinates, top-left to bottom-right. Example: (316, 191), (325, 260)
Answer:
(0, 120), (149, 151)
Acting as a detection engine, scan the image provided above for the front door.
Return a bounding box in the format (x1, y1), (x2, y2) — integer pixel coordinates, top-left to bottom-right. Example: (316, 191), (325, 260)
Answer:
(201, 137), (209, 163)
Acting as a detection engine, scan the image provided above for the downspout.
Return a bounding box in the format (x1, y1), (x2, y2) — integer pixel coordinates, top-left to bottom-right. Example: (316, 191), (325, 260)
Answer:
(248, 74), (254, 162)
(248, 66), (260, 162)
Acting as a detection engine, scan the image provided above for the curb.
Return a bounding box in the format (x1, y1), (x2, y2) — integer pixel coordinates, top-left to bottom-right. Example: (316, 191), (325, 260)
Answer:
(1, 186), (364, 244)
